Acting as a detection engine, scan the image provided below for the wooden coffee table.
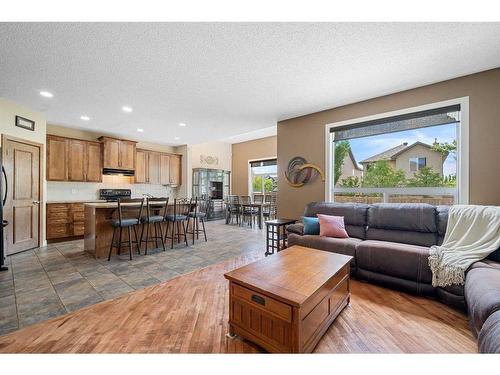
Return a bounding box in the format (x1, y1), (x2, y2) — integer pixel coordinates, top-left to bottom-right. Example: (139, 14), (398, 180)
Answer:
(224, 245), (352, 353)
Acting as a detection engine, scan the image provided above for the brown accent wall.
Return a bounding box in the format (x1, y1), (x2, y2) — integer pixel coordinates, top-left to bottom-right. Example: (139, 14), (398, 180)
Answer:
(231, 136), (277, 195)
(277, 68), (500, 219)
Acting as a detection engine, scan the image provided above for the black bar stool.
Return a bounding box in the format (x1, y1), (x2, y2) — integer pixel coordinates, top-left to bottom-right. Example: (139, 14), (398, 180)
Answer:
(139, 197), (168, 255)
(108, 198), (144, 261)
(187, 197), (208, 244)
(164, 198), (190, 249)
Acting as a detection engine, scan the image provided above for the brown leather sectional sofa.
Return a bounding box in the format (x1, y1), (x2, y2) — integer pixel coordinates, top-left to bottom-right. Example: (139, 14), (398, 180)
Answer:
(286, 202), (500, 353)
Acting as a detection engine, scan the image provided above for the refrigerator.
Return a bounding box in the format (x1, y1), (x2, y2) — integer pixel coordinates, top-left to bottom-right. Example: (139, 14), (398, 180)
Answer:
(0, 151), (8, 271)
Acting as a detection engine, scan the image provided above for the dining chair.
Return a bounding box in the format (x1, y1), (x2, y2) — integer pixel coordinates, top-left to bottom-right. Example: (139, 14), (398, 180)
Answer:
(263, 194), (278, 221)
(253, 194), (264, 204)
(187, 197), (208, 244)
(140, 197), (168, 254)
(226, 195), (241, 225)
(164, 198), (190, 248)
(239, 195), (258, 227)
(108, 198), (144, 261)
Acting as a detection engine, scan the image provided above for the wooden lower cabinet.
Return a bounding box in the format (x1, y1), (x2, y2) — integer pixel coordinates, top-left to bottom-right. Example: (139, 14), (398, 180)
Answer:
(46, 203), (87, 241)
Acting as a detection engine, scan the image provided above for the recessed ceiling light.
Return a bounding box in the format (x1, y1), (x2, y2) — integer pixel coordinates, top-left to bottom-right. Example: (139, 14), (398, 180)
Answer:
(137, 128), (144, 132)
(80, 116), (90, 121)
(174, 136), (180, 140)
(179, 123), (186, 127)
(122, 106), (133, 113)
(40, 91), (53, 98)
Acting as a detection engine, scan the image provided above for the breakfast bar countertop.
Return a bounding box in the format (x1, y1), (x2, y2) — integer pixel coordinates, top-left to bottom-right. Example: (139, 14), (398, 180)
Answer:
(47, 200), (107, 204)
(84, 201), (174, 208)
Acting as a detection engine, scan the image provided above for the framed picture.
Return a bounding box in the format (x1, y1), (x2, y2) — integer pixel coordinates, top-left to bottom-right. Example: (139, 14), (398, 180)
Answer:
(15, 116), (35, 131)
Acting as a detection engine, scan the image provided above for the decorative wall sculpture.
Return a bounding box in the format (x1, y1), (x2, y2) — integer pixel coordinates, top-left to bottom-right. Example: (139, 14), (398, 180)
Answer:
(284, 156), (325, 187)
(200, 154), (219, 166)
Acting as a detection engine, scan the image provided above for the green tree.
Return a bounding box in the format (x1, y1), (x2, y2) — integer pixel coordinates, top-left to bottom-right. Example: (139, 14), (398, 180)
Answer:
(406, 166), (444, 187)
(264, 177), (275, 192)
(362, 161), (406, 187)
(334, 140), (351, 185)
(432, 140), (456, 160)
(252, 175), (263, 192)
(340, 176), (361, 188)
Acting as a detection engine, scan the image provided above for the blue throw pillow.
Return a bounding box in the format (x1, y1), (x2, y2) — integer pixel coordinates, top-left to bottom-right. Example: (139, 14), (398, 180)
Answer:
(302, 216), (320, 235)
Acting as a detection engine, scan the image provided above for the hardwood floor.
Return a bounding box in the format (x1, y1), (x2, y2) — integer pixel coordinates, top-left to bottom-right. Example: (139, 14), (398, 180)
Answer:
(0, 251), (477, 353)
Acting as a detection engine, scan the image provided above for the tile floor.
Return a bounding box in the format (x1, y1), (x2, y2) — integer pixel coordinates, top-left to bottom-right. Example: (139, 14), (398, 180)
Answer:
(0, 220), (265, 335)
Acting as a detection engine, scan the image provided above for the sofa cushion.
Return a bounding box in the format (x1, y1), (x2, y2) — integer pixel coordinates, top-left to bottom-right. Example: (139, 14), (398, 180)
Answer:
(356, 240), (432, 284)
(436, 205), (449, 245)
(287, 223), (304, 236)
(317, 214), (348, 238)
(303, 202), (369, 239)
(287, 233), (360, 267)
(366, 203), (438, 246)
(478, 310), (500, 353)
(465, 267), (500, 336)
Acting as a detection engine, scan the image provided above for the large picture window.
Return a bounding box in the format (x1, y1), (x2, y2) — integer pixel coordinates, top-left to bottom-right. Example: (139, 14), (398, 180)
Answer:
(249, 159), (277, 196)
(326, 99), (468, 205)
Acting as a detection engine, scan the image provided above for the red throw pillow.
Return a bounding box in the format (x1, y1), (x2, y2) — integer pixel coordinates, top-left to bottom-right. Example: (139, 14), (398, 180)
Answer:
(317, 214), (349, 238)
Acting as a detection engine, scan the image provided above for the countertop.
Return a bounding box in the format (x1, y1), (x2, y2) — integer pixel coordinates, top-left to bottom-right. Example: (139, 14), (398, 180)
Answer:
(84, 201), (174, 208)
(47, 200), (107, 204)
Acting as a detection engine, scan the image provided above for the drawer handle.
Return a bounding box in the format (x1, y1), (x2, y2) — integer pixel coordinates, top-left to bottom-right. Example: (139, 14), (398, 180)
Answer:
(251, 294), (266, 306)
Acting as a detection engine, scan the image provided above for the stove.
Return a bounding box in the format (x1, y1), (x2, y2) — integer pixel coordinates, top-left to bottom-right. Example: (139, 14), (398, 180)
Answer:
(99, 189), (131, 202)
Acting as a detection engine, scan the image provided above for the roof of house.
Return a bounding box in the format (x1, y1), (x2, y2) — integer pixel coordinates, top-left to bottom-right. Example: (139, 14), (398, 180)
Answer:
(348, 148), (364, 170)
(359, 141), (436, 164)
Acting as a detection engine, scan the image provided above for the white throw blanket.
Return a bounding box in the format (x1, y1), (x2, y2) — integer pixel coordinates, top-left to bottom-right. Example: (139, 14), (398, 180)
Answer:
(429, 205), (500, 287)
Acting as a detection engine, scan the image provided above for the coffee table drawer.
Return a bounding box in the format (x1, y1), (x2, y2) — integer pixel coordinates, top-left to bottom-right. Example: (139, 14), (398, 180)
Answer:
(232, 283), (292, 322)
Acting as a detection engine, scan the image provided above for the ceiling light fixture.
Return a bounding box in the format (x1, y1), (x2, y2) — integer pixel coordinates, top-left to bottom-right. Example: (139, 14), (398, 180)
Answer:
(122, 106), (133, 113)
(80, 116), (90, 121)
(179, 123), (186, 127)
(137, 128), (144, 132)
(40, 91), (53, 98)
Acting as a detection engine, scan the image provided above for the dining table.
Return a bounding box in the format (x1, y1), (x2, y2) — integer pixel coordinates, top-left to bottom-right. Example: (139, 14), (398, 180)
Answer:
(239, 202), (270, 229)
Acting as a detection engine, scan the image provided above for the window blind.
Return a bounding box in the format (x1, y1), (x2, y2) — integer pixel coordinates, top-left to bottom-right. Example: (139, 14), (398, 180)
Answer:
(331, 105), (460, 141)
(249, 159), (277, 168)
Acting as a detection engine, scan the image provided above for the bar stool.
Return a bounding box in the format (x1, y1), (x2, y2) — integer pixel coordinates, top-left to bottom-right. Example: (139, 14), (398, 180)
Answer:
(187, 197), (208, 244)
(108, 198), (144, 261)
(139, 197), (168, 255)
(164, 198), (190, 249)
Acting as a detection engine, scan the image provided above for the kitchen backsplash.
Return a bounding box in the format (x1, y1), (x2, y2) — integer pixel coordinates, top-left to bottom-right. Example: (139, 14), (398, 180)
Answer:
(47, 175), (177, 201)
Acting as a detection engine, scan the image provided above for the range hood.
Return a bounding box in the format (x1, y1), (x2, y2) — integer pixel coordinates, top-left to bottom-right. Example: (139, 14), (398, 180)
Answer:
(102, 168), (135, 176)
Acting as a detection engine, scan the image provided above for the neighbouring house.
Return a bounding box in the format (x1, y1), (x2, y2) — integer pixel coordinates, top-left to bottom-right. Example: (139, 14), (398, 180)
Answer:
(359, 141), (447, 178)
(336, 148), (364, 186)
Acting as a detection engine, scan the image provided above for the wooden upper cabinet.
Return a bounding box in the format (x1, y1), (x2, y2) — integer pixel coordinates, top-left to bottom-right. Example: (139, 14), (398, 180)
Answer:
(148, 152), (161, 185)
(160, 154), (170, 185)
(86, 142), (102, 182)
(101, 137), (120, 169)
(99, 137), (136, 170)
(67, 139), (86, 181)
(135, 149), (147, 184)
(169, 154), (182, 186)
(119, 141), (136, 170)
(47, 135), (68, 181)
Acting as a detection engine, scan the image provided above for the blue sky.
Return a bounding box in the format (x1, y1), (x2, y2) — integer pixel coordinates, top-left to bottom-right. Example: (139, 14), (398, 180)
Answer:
(347, 123), (457, 177)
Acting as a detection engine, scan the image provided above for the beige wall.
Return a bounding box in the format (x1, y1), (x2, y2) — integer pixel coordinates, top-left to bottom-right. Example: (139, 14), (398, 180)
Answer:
(190, 141), (232, 171)
(395, 144), (444, 177)
(278, 68), (500, 219)
(0, 97), (47, 245)
(231, 136), (277, 195)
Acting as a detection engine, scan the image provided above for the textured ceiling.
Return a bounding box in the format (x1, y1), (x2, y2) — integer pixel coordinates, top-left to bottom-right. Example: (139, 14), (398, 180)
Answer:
(1, 23), (499, 145)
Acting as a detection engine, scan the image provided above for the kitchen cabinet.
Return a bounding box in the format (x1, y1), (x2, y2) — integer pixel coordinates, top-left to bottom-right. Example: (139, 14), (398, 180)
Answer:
(99, 137), (136, 170)
(135, 149), (147, 183)
(147, 152), (161, 185)
(169, 154), (182, 186)
(160, 153), (170, 185)
(46, 203), (88, 241)
(46, 135), (68, 181)
(47, 135), (102, 182)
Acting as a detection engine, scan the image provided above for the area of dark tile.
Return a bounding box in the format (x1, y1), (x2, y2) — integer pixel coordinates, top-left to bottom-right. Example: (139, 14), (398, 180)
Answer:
(0, 220), (265, 336)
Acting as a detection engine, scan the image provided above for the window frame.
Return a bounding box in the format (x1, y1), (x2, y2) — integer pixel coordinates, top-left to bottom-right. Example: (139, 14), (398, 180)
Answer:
(324, 97), (469, 204)
(409, 157), (427, 172)
(247, 156), (278, 196)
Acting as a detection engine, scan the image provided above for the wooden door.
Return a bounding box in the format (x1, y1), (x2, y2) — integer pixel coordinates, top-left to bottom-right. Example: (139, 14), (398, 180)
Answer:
(148, 152), (160, 185)
(135, 149), (147, 183)
(67, 139), (86, 181)
(2, 137), (41, 254)
(169, 154), (181, 186)
(46, 135), (68, 181)
(160, 153), (170, 185)
(86, 142), (102, 182)
(119, 141), (135, 170)
(103, 138), (120, 169)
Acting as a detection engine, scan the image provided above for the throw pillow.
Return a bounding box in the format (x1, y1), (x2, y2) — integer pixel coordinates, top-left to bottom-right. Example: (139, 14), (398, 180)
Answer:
(318, 214), (349, 238)
(302, 216), (320, 235)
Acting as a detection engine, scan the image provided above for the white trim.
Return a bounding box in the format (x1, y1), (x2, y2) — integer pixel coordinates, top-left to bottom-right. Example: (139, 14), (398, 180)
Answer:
(325, 96), (469, 204)
(247, 156), (277, 196)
